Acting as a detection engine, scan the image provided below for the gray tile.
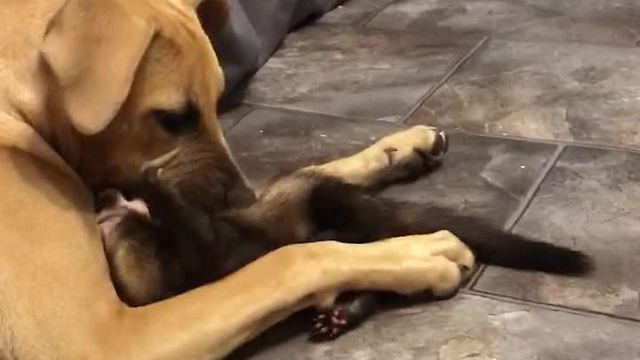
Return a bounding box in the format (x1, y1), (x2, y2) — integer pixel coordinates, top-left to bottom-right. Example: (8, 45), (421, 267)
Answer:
(226, 108), (556, 221)
(244, 26), (480, 121)
(475, 147), (640, 319)
(369, 0), (640, 47)
(228, 109), (556, 289)
(219, 105), (253, 132)
(408, 40), (640, 150)
(319, 0), (395, 25)
(381, 133), (556, 228)
(226, 108), (414, 187)
(232, 294), (640, 360)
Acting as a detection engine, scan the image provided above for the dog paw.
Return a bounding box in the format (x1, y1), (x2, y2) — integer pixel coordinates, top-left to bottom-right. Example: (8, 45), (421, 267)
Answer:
(309, 307), (350, 342)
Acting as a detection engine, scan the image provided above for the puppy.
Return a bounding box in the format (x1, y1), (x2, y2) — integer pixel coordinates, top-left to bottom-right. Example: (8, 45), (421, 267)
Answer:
(98, 145), (592, 340)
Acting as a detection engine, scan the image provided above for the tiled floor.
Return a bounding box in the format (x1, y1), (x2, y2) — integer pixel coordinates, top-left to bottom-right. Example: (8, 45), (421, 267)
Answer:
(220, 1), (640, 359)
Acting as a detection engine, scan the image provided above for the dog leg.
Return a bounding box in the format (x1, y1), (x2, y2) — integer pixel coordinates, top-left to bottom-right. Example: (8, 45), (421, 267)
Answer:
(304, 125), (448, 188)
(119, 232), (473, 360)
(1, 149), (478, 359)
(118, 234), (474, 359)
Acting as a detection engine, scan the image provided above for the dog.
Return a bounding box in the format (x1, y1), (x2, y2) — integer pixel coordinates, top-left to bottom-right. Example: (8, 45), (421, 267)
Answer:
(0, 0), (517, 358)
(97, 125), (592, 342)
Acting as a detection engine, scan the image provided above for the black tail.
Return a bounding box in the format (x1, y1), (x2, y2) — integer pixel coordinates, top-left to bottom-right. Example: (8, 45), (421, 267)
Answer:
(393, 204), (594, 275)
(452, 219), (592, 275)
(308, 177), (593, 276)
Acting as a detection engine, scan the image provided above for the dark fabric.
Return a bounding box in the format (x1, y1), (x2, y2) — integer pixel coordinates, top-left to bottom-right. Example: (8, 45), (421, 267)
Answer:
(202, 0), (344, 104)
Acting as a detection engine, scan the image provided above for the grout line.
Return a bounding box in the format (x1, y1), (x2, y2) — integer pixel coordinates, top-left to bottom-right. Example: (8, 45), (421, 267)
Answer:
(399, 36), (489, 124)
(468, 144), (563, 290)
(359, 0), (398, 27)
(445, 129), (640, 155)
(463, 289), (640, 326)
(464, 264), (487, 290)
(504, 144), (565, 231)
(221, 108), (257, 134)
(240, 101), (405, 124)
(239, 103), (640, 154)
(466, 265), (487, 290)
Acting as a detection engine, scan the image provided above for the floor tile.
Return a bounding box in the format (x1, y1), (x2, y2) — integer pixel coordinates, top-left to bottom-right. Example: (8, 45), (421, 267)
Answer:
(219, 105), (254, 132)
(408, 40), (640, 149)
(369, 0), (640, 47)
(475, 146), (640, 319)
(318, 0), (395, 25)
(226, 109), (556, 227)
(226, 108), (409, 187)
(380, 133), (556, 228)
(231, 294), (640, 360)
(244, 26), (480, 121)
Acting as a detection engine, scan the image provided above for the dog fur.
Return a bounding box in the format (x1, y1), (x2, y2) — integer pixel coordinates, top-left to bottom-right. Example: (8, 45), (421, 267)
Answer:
(0, 1), (504, 358)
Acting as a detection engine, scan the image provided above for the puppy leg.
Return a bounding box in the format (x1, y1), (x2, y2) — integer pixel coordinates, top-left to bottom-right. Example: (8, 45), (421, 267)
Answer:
(304, 125), (448, 188)
(97, 190), (170, 306)
(311, 292), (379, 340)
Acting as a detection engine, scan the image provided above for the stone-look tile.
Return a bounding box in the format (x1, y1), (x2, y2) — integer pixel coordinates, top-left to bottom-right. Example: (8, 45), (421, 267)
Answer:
(231, 294), (640, 360)
(218, 105), (253, 132)
(476, 147), (640, 319)
(408, 40), (640, 149)
(381, 133), (555, 228)
(319, 0), (395, 25)
(226, 108), (409, 187)
(226, 108), (556, 222)
(369, 0), (640, 47)
(244, 26), (480, 121)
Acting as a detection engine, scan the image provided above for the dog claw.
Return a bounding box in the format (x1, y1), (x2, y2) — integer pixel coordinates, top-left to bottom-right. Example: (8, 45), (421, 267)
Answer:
(431, 130), (448, 158)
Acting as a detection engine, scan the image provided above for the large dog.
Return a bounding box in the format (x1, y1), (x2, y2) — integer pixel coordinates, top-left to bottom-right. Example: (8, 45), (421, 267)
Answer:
(0, 0), (590, 359)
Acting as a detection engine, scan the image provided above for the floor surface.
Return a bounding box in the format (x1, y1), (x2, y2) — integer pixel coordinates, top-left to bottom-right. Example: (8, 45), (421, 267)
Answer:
(220, 1), (640, 358)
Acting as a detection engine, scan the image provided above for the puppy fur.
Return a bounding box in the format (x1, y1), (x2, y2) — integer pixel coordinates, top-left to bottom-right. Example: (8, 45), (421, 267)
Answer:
(100, 165), (592, 339)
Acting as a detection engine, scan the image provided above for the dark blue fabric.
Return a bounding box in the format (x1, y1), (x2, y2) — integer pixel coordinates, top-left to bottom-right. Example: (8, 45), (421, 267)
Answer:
(201, 0), (344, 103)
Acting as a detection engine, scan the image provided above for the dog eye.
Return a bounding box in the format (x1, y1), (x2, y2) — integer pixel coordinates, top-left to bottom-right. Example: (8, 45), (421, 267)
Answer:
(152, 104), (199, 135)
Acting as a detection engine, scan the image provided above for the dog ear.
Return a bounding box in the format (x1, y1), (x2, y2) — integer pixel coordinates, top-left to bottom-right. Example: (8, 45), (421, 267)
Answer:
(42, 0), (155, 135)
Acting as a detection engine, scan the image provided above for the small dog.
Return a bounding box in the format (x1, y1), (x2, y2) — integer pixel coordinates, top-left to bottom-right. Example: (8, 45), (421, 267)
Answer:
(98, 129), (592, 341)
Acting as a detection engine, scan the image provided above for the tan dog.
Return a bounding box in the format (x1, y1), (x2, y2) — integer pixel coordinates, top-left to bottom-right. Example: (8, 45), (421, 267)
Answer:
(0, 0), (477, 358)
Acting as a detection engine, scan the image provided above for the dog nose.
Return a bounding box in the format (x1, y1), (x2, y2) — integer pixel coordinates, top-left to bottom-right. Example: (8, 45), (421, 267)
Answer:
(431, 130), (448, 158)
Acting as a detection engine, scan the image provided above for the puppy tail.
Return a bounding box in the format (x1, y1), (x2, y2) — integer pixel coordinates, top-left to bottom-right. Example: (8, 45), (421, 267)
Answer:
(399, 205), (594, 275)
(457, 224), (593, 275)
(307, 178), (593, 276)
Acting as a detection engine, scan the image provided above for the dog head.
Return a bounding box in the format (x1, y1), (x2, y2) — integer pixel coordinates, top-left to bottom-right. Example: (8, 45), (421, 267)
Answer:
(42, 0), (254, 212)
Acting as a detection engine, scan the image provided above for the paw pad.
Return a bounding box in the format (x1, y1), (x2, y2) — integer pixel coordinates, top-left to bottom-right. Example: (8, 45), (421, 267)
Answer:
(310, 307), (350, 341)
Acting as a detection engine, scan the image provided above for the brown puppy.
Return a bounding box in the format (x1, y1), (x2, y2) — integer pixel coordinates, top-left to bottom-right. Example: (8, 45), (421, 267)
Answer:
(98, 127), (591, 341)
(94, 127), (459, 303)
(0, 1), (482, 358)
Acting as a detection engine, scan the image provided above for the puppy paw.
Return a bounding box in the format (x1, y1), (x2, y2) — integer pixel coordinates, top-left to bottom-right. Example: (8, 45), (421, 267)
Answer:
(373, 126), (448, 182)
(310, 307), (350, 341)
